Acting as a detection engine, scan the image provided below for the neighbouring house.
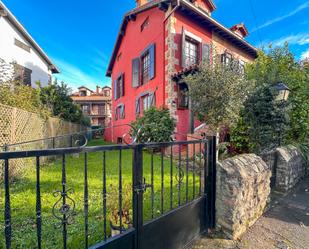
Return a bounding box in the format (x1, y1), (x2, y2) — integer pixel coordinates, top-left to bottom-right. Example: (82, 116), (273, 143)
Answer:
(0, 1), (59, 87)
(71, 86), (112, 127)
(105, 0), (257, 143)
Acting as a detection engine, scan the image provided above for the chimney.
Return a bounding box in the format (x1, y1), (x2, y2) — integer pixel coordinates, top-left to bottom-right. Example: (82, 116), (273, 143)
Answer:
(136, 0), (149, 7)
(96, 86), (100, 94)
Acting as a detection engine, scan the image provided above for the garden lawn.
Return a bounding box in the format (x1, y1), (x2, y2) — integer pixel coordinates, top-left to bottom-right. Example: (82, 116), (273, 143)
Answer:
(0, 139), (201, 249)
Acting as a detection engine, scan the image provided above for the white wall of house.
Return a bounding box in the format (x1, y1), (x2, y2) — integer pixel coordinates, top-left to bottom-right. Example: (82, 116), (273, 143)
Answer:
(0, 15), (52, 87)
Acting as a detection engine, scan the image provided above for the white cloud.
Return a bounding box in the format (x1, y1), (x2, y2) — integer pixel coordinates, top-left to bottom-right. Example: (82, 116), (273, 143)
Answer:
(301, 48), (309, 60)
(268, 33), (309, 47)
(252, 2), (309, 32)
(52, 58), (101, 90)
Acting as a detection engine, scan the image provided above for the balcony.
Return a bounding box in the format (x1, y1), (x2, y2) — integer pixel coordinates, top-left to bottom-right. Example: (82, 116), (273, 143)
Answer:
(90, 109), (106, 116)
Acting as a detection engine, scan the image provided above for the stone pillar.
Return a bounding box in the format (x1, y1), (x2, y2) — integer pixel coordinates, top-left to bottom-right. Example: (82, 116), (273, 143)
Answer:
(262, 146), (305, 193)
(216, 154), (271, 239)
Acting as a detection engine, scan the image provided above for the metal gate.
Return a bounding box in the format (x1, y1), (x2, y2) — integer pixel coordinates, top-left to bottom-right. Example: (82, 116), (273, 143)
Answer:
(91, 137), (216, 249)
(0, 137), (216, 249)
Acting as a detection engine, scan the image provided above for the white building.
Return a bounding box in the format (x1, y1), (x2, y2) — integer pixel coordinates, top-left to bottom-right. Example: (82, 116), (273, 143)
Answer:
(0, 1), (59, 87)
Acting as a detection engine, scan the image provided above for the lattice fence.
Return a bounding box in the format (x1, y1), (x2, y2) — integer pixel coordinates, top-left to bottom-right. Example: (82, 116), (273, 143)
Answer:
(0, 103), (87, 179)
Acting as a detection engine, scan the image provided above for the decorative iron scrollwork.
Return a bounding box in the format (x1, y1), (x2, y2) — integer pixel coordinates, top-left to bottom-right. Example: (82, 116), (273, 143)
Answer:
(175, 167), (184, 187)
(52, 188), (76, 228)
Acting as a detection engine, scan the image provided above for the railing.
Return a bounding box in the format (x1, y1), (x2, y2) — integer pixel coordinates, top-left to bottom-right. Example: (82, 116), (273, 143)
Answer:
(0, 138), (216, 249)
(0, 131), (89, 152)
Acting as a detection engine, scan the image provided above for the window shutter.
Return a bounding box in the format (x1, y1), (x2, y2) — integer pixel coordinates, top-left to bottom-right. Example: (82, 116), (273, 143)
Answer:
(181, 27), (186, 68)
(221, 54), (226, 64)
(135, 97), (140, 116)
(202, 43), (210, 64)
(115, 108), (118, 120)
(132, 58), (140, 87)
(113, 79), (117, 100)
(149, 92), (156, 106)
(149, 44), (156, 80)
(120, 73), (124, 97)
(121, 105), (125, 119)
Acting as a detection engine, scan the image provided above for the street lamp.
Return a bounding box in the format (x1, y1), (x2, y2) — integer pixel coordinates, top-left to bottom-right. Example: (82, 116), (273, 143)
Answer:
(271, 82), (291, 147)
(272, 82), (291, 102)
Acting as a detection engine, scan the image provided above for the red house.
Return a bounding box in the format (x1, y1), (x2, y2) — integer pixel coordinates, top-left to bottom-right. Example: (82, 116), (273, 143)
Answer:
(105, 0), (257, 143)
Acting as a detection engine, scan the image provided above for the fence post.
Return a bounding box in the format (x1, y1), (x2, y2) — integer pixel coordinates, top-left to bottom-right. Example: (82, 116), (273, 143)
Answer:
(132, 144), (143, 249)
(3, 144), (11, 249)
(206, 136), (216, 229)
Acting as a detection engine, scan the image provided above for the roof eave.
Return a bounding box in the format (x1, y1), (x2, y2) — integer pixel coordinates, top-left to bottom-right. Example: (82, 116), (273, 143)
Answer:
(179, 0), (257, 57)
(106, 0), (170, 77)
(0, 1), (60, 73)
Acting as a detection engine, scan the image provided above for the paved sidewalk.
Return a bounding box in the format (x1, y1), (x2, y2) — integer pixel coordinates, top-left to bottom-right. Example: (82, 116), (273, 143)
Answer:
(191, 178), (309, 249)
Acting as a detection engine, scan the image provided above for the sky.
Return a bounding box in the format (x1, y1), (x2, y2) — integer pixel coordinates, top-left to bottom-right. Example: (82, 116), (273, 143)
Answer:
(2, 0), (309, 91)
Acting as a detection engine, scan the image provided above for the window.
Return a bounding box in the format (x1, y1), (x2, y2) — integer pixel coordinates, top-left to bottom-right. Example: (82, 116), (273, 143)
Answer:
(141, 17), (149, 32)
(221, 53), (233, 66)
(184, 37), (199, 67)
(104, 90), (110, 97)
(142, 94), (153, 112)
(141, 51), (150, 84)
(14, 64), (32, 86)
(115, 104), (125, 120)
(14, 38), (30, 52)
(135, 92), (155, 116)
(132, 43), (155, 87)
(239, 60), (245, 74)
(96, 105), (105, 115)
(178, 83), (189, 109)
(80, 90), (87, 96)
(82, 105), (90, 115)
(114, 74), (124, 100)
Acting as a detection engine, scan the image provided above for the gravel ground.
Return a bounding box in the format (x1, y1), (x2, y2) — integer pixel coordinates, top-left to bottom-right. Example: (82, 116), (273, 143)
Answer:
(191, 178), (309, 249)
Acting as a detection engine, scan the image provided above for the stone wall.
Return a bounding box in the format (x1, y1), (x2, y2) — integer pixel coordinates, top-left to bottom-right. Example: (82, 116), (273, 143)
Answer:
(262, 146), (305, 193)
(216, 154), (271, 240)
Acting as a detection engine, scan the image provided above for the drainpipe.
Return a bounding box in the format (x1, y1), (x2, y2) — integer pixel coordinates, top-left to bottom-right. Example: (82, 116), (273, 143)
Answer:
(189, 97), (194, 134)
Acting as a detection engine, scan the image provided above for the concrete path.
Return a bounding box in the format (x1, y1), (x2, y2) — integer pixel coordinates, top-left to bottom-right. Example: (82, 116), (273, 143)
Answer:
(191, 178), (309, 249)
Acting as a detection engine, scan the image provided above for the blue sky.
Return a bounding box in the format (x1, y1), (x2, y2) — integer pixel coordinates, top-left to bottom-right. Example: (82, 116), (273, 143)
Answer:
(2, 0), (309, 90)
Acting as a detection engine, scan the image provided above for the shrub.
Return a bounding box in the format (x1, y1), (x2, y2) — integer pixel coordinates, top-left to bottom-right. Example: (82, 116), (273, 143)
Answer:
(0, 84), (51, 118)
(130, 107), (176, 143)
(230, 45), (309, 154)
(183, 61), (255, 133)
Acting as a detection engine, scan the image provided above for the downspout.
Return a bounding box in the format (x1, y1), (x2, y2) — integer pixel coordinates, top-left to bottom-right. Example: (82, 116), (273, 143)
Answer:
(163, 1), (179, 108)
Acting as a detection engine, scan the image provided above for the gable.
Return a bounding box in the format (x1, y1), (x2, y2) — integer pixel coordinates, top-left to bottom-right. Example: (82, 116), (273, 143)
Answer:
(190, 0), (216, 14)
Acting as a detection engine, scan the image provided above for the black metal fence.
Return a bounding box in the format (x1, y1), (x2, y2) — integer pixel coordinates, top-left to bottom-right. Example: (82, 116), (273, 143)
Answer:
(0, 138), (216, 249)
(1, 131), (90, 152)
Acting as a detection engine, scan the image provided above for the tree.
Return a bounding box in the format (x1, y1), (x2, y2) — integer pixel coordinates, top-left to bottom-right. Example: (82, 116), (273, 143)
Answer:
(183, 61), (255, 132)
(0, 58), (14, 84)
(130, 107), (176, 143)
(246, 44), (309, 144)
(38, 80), (90, 126)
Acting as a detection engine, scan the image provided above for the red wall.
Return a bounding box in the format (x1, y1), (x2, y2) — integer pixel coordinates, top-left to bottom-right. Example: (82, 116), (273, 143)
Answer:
(106, 8), (214, 143)
(173, 11), (212, 141)
(106, 7), (166, 143)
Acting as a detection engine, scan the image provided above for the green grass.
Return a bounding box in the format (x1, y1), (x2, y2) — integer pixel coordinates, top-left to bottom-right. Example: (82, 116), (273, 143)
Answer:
(0, 139), (202, 248)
